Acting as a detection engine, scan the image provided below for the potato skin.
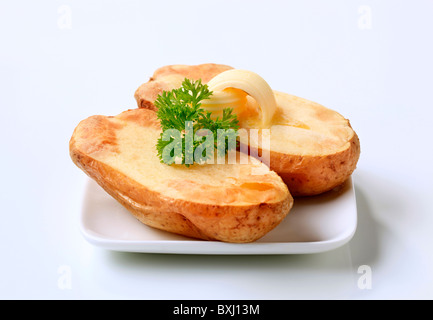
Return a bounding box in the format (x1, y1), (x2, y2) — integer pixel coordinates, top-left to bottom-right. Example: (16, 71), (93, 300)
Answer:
(134, 63), (233, 111)
(69, 109), (293, 243)
(70, 144), (292, 243)
(257, 131), (360, 196)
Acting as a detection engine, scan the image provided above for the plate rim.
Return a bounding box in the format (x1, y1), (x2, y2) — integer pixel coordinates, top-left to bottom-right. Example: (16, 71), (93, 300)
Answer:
(79, 226), (357, 255)
(79, 177), (357, 255)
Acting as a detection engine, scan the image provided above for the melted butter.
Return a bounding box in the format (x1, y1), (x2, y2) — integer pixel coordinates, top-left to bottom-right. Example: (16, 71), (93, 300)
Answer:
(237, 97), (311, 130)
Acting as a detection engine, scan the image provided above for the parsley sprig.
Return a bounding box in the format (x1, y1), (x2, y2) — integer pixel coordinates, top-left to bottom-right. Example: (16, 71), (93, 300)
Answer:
(155, 78), (239, 166)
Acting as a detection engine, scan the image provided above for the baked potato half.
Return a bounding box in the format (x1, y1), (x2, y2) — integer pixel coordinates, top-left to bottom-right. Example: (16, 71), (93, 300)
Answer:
(134, 63), (360, 196)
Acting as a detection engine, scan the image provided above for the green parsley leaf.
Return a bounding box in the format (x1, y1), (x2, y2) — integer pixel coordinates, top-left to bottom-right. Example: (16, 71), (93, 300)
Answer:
(155, 78), (239, 166)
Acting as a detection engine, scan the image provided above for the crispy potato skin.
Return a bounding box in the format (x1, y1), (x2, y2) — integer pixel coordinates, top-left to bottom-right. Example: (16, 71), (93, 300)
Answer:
(134, 63), (361, 196)
(250, 131), (360, 196)
(134, 63), (233, 110)
(70, 108), (293, 243)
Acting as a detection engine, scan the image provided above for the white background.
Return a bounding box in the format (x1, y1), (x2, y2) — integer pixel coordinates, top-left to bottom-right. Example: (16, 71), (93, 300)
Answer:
(1, 0), (432, 299)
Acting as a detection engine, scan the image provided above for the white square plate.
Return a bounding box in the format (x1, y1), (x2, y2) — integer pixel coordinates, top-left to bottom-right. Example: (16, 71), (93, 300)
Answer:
(80, 177), (357, 255)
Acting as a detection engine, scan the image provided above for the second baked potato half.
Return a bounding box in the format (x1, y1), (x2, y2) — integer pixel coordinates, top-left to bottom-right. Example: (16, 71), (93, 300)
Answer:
(134, 63), (360, 196)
